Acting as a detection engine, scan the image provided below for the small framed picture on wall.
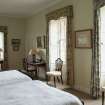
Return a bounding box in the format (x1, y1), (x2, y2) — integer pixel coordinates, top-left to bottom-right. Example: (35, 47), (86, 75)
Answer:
(36, 36), (43, 48)
(11, 39), (21, 51)
(36, 35), (46, 49)
(75, 29), (92, 48)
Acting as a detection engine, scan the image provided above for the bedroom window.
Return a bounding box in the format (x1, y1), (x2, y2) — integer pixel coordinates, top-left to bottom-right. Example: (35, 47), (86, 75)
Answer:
(49, 17), (67, 72)
(0, 32), (4, 61)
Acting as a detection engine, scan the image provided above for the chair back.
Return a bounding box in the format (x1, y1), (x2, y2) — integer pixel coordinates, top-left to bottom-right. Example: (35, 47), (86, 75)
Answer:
(25, 55), (36, 71)
(26, 55), (33, 64)
(55, 58), (63, 72)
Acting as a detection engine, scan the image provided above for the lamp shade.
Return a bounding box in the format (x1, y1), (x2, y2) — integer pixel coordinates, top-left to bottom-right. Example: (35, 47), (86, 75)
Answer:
(29, 49), (37, 55)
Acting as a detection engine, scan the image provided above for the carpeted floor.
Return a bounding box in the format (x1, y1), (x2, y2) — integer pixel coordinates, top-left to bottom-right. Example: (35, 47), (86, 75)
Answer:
(39, 81), (102, 105)
(45, 81), (102, 105)
(63, 88), (102, 105)
(48, 83), (102, 105)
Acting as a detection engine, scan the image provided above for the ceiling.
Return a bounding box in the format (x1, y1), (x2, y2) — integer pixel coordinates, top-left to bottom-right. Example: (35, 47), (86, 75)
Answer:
(0, 0), (63, 18)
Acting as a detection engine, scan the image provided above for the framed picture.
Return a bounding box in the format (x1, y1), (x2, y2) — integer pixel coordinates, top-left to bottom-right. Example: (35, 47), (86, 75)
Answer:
(11, 39), (21, 51)
(75, 29), (92, 48)
(36, 36), (43, 48)
(36, 35), (47, 49)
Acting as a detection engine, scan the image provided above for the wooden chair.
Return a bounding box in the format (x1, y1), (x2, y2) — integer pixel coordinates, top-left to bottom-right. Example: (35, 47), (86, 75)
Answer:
(46, 58), (63, 87)
(25, 56), (38, 79)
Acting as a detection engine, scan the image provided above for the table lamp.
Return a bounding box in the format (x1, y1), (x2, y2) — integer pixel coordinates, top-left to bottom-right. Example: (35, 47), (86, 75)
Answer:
(29, 49), (37, 63)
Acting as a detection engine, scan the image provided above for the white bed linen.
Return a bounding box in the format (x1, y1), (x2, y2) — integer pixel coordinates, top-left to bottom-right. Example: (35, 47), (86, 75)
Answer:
(0, 80), (82, 105)
(0, 70), (31, 86)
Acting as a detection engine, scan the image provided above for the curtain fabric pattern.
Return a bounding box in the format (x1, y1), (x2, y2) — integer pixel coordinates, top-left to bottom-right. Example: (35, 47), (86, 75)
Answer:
(46, 6), (74, 86)
(90, 0), (105, 98)
(94, 0), (105, 9)
(0, 26), (8, 69)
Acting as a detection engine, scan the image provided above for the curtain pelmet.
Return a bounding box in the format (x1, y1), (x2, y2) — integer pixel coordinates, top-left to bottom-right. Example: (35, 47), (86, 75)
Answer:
(94, 0), (105, 9)
(46, 6), (73, 21)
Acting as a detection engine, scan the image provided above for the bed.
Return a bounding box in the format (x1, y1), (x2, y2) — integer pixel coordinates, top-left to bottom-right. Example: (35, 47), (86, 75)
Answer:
(0, 70), (83, 105)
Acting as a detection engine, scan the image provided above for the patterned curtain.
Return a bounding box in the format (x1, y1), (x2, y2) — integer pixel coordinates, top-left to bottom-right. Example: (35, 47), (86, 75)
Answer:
(0, 26), (8, 69)
(90, 0), (105, 98)
(46, 6), (74, 87)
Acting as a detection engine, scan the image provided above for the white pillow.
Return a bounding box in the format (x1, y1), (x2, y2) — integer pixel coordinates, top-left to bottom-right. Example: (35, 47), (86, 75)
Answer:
(0, 70), (32, 86)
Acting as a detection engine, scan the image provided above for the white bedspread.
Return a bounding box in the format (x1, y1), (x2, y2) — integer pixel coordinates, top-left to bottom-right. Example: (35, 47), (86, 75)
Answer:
(0, 70), (82, 105)
(0, 80), (82, 105)
(0, 70), (31, 86)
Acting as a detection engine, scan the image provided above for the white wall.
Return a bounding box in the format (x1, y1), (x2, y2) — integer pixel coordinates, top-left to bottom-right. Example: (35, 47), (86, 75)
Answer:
(25, 0), (93, 94)
(0, 16), (25, 69)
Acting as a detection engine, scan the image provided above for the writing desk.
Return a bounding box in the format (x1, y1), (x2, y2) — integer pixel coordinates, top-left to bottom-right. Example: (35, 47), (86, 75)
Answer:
(29, 61), (47, 79)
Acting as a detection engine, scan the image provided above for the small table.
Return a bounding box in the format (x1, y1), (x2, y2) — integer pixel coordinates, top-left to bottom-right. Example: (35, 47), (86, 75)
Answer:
(29, 61), (47, 79)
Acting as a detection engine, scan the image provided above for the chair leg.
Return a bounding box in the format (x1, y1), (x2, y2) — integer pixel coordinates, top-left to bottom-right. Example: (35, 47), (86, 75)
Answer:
(57, 77), (60, 83)
(60, 76), (63, 85)
(54, 76), (56, 87)
(37, 68), (39, 79)
(102, 91), (104, 105)
(46, 75), (48, 84)
(34, 70), (37, 79)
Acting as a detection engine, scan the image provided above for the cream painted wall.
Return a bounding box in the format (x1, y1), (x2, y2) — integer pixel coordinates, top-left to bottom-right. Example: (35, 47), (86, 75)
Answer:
(25, 0), (93, 94)
(0, 16), (25, 69)
(73, 0), (93, 93)
(25, 0), (73, 54)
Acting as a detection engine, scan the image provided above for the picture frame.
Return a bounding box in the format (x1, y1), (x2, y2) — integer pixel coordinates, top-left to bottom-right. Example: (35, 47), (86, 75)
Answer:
(11, 39), (21, 51)
(75, 29), (92, 48)
(36, 35), (46, 49)
(36, 36), (43, 48)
